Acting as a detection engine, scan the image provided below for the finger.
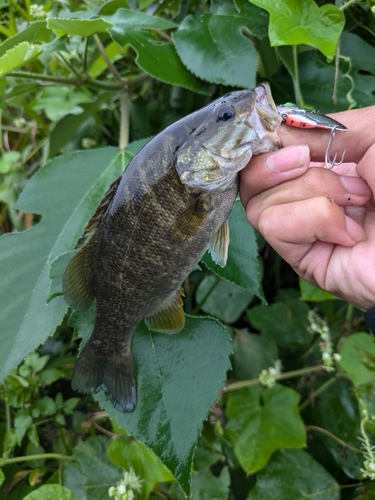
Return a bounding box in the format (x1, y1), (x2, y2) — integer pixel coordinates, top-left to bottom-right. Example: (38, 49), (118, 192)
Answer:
(277, 105), (375, 163)
(356, 142), (375, 197)
(245, 167), (372, 229)
(257, 197), (364, 277)
(240, 145), (310, 206)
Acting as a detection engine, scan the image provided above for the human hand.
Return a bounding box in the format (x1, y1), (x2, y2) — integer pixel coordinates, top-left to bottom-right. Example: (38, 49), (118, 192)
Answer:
(240, 105), (375, 310)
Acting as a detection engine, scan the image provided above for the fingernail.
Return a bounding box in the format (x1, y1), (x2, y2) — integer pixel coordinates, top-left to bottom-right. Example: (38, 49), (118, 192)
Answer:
(346, 216), (365, 242)
(266, 145), (309, 173)
(341, 176), (371, 196)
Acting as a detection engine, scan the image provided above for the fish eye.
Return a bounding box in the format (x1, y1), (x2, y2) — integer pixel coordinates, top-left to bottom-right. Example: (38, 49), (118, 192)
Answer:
(216, 106), (235, 122)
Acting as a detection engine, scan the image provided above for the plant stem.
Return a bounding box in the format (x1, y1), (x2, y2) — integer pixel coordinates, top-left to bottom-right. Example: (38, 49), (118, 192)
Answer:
(83, 37), (89, 74)
(340, 0), (360, 10)
(292, 45), (304, 107)
(119, 91), (129, 151)
(8, 71), (122, 90)
(5, 402), (10, 434)
(224, 365), (323, 392)
(306, 425), (363, 454)
(94, 34), (123, 84)
(299, 376), (338, 412)
(346, 302), (354, 321)
(0, 453), (73, 467)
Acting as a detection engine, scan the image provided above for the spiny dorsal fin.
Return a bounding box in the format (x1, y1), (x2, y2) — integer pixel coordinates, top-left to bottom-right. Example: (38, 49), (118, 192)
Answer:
(209, 219), (229, 268)
(84, 175), (122, 238)
(63, 237), (96, 311)
(145, 287), (185, 334)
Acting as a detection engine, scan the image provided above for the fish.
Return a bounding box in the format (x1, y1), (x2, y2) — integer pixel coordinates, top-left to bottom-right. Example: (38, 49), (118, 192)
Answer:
(63, 82), (282, 412)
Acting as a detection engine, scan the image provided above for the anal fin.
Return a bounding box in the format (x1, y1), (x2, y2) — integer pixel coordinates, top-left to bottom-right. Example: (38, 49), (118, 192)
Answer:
(209, 219), (229, 267)
(145, 287), (185, 334)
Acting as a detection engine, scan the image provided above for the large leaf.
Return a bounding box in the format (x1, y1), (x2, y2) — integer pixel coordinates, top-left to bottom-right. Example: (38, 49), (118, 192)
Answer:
(248, 449), (340, 499)
(91, 316), (232, 495)
(249, 0), (344, 59)
(0, 42), (41, 77)
(63, 436), (123, 500)
(247, 299), (311, 348)
(0, 21), (50, 58)
(337, 333), (375, 387)
(173, 9), (259, 88)
(0, 147), (124, 383)
(226, 384), (306, 474)
(23, 485), (78, 500)
(106, 9), (202, 92)
(47, 18), (113, 37)
(310, 378), (363, 479)
(195, 275), (253, 323)
(202, 201), (264, 302)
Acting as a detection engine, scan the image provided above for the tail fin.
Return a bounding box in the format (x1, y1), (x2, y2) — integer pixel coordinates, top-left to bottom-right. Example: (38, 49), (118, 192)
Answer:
(71, 340), (137, 413)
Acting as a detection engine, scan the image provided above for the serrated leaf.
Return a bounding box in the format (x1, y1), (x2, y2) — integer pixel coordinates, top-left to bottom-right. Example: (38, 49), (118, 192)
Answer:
(108, 434), (174, 499)
(248, 449), (340, 499)
(0, 21), (50, 58)
(232, 330), (278, 381)
(173, 11), (258, 88)
(47, 18), (113, 37)
(226, 384), (306, 474)
(247, 299), (311, 348)
(202, 201), (264, 301)
(337, 333), (375, 387)
(195, 275), (253, 323)
(106, 9), (202, 92)
(63, 436), (123, 500)
(249, 0), (344, 59)
(23, 484), (78, 500)
(0, 147), (124, 384)
(93, 316), (232, 495)
(0, 42), (41, 77)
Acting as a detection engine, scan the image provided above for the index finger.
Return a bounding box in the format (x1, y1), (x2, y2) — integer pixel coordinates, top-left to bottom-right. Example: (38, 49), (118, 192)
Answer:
(278, 105), (375, 163)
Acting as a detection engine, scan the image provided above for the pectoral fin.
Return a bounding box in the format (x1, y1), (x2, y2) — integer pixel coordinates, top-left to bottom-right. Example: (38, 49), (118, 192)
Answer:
(145, 288), (185, 334)
(63, 237), (95, 311)
(209, 219), (229, 267)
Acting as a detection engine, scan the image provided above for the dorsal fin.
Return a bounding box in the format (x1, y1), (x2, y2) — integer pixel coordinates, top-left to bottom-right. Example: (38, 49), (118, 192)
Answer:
(84, 175), (122, 238)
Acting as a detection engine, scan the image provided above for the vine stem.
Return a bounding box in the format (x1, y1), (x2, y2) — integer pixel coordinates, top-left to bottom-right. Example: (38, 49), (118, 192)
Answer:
(298, 376), (338, 412)
(119, 91), (129, 151)
(7, 71), (122, 90)
(340, 0), (361, 10)
(223, 365), (322, 392)
(306, 425), (363, 454)
(0, 453), (73, 467)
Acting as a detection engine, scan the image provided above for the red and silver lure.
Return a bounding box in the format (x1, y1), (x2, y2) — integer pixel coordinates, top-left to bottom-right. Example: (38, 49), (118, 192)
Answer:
(277, 103), (347, 169)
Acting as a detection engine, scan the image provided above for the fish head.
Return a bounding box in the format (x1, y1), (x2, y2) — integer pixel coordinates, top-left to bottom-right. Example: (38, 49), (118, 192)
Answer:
(176, 82), (282, 192)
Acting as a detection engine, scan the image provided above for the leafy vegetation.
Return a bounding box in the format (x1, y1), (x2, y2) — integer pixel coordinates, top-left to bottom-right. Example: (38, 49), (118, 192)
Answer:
(1, 0), (375, 498)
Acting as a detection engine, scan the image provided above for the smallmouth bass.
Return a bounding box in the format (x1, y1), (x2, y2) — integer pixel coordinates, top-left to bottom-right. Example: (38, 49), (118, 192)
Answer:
(63, 83), (281, 412)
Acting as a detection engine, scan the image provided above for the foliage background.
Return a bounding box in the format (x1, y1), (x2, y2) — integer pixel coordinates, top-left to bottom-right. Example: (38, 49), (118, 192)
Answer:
(1, 0), (375, 498)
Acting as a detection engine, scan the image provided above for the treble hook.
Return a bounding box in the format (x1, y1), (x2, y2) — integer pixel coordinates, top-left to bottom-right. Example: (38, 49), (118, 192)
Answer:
(325, 125), (346, 169)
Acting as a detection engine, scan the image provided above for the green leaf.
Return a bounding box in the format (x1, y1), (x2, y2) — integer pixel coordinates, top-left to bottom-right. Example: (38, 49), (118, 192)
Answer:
(14, 409), (33, 445)
(33, 87), (92, 122)
(94, 316), (232, 495)
(23, 485), (78, 500)
(247, 299), (311, 348)
(249, 0), (344, 59)
(0, 469), (4, 487)
(191, 465), (230, 500)
(226, 384), (306, 474)
(202, 201), (264, 302)
(63, 436), (123, 500)
(310, 378), (363, 479)
(0, 21), (50, 58)
(35, 396), (57, 416)
(47, 18), (113, 37)
(299, 278), (337, 302)
(173, 11), (258, 88)
(107, 9), (202, 92)
(248, 449), (340, 499)
(195, 275), (253, 323)
(232, 330), (278, 381)
(108, 435), (174, 499)
(337, 333), (375, 387)
(0, 42), (41, 77)
(0, 151), (21, 174)
(0, 147), (124, 384)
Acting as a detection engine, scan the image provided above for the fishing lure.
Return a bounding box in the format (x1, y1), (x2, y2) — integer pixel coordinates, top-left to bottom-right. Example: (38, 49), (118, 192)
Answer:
(277, 103), (347, 169)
